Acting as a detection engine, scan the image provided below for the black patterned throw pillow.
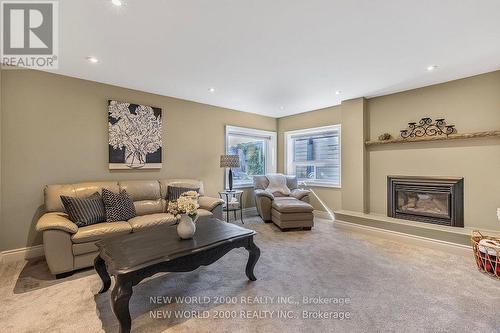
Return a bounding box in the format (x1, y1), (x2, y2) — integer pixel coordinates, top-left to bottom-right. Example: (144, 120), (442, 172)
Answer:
(167, 186), (200, 201)
(101, 188), (137, 222)
(60, 192), (106, 227)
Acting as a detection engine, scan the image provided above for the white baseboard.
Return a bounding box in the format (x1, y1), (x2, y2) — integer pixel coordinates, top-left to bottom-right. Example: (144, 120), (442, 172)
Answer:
(333, 220), (471, 257)
(0, 245), (44, 264)
(313, 210), (334, 220)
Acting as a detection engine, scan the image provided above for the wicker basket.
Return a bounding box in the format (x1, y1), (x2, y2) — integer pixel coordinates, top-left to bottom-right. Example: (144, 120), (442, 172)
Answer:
(471, 231), (500, 279)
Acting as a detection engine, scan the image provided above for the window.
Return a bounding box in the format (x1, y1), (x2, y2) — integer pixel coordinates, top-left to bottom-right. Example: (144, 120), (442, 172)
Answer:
(285, 125), (341, 187)
(225, 126), (277, 188)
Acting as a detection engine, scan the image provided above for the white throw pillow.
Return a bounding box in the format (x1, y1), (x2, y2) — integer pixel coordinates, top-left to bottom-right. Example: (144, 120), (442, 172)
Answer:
(265, 174), (291, 195)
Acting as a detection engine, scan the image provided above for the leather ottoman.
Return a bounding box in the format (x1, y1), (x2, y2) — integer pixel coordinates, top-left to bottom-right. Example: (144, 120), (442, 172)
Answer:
(271, 198), (314, 231)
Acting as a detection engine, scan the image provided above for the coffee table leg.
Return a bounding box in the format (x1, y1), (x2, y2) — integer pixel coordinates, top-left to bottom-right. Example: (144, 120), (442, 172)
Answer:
(94, 255), (111, 294)
(245, 237), (260, 281)
(111, 276), (133, 333)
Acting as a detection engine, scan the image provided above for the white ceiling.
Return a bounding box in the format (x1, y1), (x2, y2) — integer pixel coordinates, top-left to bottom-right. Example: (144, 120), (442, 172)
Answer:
(51, 0), (500, 117)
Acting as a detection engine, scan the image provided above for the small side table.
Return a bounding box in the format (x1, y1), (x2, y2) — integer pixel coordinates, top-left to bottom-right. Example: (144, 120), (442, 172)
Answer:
(218, 190), (244, 224)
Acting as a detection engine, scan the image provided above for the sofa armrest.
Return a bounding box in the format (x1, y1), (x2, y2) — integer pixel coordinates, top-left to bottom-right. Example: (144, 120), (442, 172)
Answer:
(198, 196), (224, 212)
(254, 189), (273, 221)
(290, 189), (310, 201)
(254, 189), (274, 200)
(36, 212), (79, 234)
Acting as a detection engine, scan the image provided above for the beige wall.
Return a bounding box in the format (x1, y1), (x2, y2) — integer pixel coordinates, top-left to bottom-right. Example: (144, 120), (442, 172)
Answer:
(277, 106), (342, 211)
(0, 69), (276, 251)
(276, 71), (500, 232)
(2, 69), (499, 251)
(341, 98), (368, 213)
(367, 71), (500, 230)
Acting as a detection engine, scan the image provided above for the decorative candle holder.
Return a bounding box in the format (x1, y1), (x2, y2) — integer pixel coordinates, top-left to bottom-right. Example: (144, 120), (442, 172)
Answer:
(400, 118), (456, 139)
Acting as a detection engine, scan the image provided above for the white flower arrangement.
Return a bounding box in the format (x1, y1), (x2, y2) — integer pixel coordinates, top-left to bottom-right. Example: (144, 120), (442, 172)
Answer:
(167, 191), (200, 220)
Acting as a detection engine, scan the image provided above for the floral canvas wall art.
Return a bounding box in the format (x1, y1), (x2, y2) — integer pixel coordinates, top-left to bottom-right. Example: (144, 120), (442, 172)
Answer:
(108, 100), (162, 169)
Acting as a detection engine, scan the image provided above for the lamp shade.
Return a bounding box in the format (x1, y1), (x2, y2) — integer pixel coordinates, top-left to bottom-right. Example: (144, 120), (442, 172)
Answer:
(220, 155), (240, 168)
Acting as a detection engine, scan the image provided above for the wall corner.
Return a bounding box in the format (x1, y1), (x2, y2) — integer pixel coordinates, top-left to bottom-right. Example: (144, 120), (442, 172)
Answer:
(341, 97), (369, 213)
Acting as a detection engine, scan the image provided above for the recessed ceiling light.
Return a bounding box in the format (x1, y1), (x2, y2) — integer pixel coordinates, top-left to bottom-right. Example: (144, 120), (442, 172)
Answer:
(111, 0), (122, 6)
(335, 90), (342, 95)
(208, 87), (216, 93)
(427, 65), (438, 71)
(86, 56), (99, 63)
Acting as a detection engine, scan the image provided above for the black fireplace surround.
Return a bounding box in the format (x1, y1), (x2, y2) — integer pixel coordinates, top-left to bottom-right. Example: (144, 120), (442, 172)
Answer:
(387, 176), (464, 227)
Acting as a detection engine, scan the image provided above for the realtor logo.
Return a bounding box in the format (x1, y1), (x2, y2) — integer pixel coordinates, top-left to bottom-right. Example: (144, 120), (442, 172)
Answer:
(1, 1), (58, 69)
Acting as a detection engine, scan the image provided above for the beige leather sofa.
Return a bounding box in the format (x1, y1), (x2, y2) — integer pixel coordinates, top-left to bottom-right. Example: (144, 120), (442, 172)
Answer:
(253, 175), (314, 230)
(36, 179), (224, 278)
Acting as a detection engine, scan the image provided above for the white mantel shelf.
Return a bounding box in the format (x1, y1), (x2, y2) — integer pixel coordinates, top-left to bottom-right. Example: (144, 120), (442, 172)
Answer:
(365, 130), (500, 147)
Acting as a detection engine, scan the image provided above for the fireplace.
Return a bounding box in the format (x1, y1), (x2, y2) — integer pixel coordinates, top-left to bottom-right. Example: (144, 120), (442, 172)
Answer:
(387, 176), (464, 227)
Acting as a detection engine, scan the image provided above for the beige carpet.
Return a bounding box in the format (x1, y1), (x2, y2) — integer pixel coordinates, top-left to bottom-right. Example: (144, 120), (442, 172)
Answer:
(1, 215), (499, 333)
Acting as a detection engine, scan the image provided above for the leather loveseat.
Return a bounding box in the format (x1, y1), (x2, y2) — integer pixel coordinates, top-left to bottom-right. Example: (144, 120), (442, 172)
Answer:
(36, 179), (224, 277)
(253, 175), (314, 230)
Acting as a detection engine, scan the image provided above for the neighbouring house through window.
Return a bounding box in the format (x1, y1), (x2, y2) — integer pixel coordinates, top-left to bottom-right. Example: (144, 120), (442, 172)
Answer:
(284, 124), (341, 187)
(225, 126), (277, 188)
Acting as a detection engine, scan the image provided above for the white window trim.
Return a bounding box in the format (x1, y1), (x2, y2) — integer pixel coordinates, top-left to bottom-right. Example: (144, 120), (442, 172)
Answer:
(225, 125), (277, 189)
(284, 124), (341, 188)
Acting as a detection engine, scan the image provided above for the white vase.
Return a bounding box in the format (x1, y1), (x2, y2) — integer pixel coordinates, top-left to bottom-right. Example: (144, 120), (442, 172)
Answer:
(177, 214), (196, 239)
(125, 148), (146, 169)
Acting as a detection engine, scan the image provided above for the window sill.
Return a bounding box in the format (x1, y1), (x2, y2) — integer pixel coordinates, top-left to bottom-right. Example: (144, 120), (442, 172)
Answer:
(298, 182), (341, 189)
(231, 182), (341, 189)
(230, 184), (254, 189)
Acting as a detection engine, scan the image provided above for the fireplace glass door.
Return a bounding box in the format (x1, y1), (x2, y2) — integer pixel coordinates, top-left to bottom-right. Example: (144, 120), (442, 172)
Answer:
(387, 176), (463, 227)
(395, 190), (450, 219)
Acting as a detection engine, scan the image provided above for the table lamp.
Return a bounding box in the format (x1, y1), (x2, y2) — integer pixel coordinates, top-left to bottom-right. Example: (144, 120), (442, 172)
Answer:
(220, 155), (240, 191)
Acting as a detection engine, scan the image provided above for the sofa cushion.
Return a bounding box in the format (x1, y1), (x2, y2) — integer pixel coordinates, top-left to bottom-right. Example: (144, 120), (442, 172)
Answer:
(71, 221), (132, 243)
(118, 180), (161, 201)
(286, 177), (298, 191)
(73, 182), (120, 199)
(60, 192), (106, 227)
(253, 175), (298, 191)
(197, 208), (213, 218)
(128, 213), (176, 232)
(102, 188), (137, 222)
(198, 197), (224, 211)
(45, 184), (76, 213)
(272, 198), (314, 213)
(134, 199), (164, 216)
(273, 197), (295, 201)
(44, 181), (119, 213)
(74, 252), (100, 270)
(72, 242), (99, 256)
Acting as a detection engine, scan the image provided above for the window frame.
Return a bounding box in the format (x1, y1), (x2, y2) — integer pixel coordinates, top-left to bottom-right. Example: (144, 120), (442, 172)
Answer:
(225, 125), (277, 189)
(284, 124), (341, 188)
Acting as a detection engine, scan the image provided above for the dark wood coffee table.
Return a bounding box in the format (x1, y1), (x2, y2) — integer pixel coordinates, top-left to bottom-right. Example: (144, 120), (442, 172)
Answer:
(94, 217), (260, 333)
